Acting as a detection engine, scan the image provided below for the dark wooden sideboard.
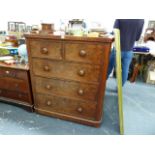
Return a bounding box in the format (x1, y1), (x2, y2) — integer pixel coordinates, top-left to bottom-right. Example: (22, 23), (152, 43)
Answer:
(0, 63), (33, 111)
(25, 34), (113, 127)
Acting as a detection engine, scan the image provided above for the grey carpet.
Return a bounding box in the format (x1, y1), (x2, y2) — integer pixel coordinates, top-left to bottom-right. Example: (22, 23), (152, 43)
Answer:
(123, 80), (155, 135)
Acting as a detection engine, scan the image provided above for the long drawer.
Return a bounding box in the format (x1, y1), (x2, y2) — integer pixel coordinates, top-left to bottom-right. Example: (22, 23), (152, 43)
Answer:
(35, 93), (97, 120)
(0, 67), (28, 80)
(0, 89), (30, 103)
(29, 40), (62, 60)
(0, 77), (29, 93)
(32, 58), (100, 83)
(34, 77), (98, 101)
(65, 43), (105, 65)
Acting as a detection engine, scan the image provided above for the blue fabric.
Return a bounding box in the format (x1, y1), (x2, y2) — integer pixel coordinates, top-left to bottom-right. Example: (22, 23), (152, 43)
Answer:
(113, 19), (144, 51)
(107, 48), (133, 86)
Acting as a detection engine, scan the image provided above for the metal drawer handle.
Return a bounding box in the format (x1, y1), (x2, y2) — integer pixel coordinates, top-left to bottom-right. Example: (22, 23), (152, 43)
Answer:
(43, 65), (50, 71)
(78, 69), (85, 76)
(79, 50), (87, 57)
(41, 47), (48, 54)
(45, 84), (52, 90)
(77, 107), (83, 113)
(77, 89), (84, 96)
(46, 100), (52, 106)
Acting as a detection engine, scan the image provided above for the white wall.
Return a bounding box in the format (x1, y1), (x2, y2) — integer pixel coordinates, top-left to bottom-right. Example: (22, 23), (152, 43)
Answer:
(0, 0), (154, 31)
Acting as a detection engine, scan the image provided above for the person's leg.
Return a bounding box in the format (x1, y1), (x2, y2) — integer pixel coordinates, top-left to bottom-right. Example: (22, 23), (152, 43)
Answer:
(107, 48), (116, 78)
(121, 51), (133, 86)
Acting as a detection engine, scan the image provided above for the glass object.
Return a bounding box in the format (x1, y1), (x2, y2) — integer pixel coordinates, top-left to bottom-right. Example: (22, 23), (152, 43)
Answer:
(18, 44), (28, 63)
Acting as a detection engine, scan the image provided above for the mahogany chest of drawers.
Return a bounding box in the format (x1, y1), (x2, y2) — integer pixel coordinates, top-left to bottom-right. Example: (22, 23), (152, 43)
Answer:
(0, 63), (33, 110)
(25, 34), (113, 127)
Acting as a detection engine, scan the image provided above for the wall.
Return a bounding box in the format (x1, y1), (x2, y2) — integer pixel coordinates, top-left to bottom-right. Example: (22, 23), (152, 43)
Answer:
(0, 0), (154, 32)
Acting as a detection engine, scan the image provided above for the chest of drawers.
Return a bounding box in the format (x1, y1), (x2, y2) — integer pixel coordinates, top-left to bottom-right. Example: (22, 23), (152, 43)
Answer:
(25, 34), (113, 127)
(0, 63), (33, 110)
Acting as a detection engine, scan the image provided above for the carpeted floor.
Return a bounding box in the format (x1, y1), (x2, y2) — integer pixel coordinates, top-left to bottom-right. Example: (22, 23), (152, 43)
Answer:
(123, 80), (155, 135)
(0, 78), (154, 135)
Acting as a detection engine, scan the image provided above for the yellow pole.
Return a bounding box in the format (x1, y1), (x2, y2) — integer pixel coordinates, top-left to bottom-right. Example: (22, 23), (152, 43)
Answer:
(114, 29), (124, 135)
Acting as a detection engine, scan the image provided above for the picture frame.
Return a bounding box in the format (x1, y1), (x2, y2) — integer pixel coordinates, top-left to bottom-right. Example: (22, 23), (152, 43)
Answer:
(148, 20), (155, 29)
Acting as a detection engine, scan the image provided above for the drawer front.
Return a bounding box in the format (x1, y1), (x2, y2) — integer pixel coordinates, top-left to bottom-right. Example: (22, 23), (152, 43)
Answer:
(35, 77), (98, 101)
(30, 40), (62, 60)
(0, 89), (30, 103)
(65, 43), (104, 64)
(35, 93), (97, 120)
(32, 59), (100, 83)
(0, 77), (29, 93)
(0, 67), (28, 80)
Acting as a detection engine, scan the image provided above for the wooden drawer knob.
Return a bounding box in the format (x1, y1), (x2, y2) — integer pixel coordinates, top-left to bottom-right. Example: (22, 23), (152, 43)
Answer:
(46, 100), (52, 106)
(0, 90), (2, 94)
(45, 84), (52, 90)
(41, 47), (48, 54)
(78, 69), (85, 76)
(5, 70), (10, 74)
(18, 94), (22, 98)
(79, 50), (87, 57)
(15, 83), (19, 88)
(77, 107), (83, 113)
(78, 89), (84, 96)
(5, 70), (16, 77)
(44, 65), (50, 71)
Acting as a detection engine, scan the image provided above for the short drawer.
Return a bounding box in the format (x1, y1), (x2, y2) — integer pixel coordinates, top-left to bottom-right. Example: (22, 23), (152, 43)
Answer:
(0, 77), (29, 93)
(65, 43), (105, 64)
(32, 58), (100, 83)
(0, 89), (30, 103)
(35, 77), (98, 101)
(35, 93), (97, 120)
(29, 40), (62, 60)
(0, 67), (28, 80)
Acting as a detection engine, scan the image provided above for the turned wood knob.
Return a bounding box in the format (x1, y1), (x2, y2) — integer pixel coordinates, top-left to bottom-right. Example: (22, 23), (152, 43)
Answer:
(45, 84), (52, 90)
(18, 94), (22, 98)
(44, 65), (50, 71)
(41, 47), (48, 54)
(78, 89), (84, 96)
(78, 69), (85, 76)
(77, 107), (83, 113)
(5, 70), (10, 74)
(0, 90), (2, 94)
(15, 83), (19, 88)
(79, 50), (87, 57)
(46, 100), (52, 106)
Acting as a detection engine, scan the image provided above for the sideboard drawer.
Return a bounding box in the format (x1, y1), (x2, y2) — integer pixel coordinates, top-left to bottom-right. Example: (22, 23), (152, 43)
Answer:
(65, 43), (104, 64)
(35, 77), (98, 101)
(0, 67), (28, 80)
(0, 89), (30, 103)
(32, 58), (100, 83)
(0, 77), (29, 93)
(29, 40), (62, 60)
(35, 93), (97, 120)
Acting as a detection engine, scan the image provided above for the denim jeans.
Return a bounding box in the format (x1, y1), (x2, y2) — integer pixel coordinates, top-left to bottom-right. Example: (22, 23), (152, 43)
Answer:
(107, 48), (133, 86)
